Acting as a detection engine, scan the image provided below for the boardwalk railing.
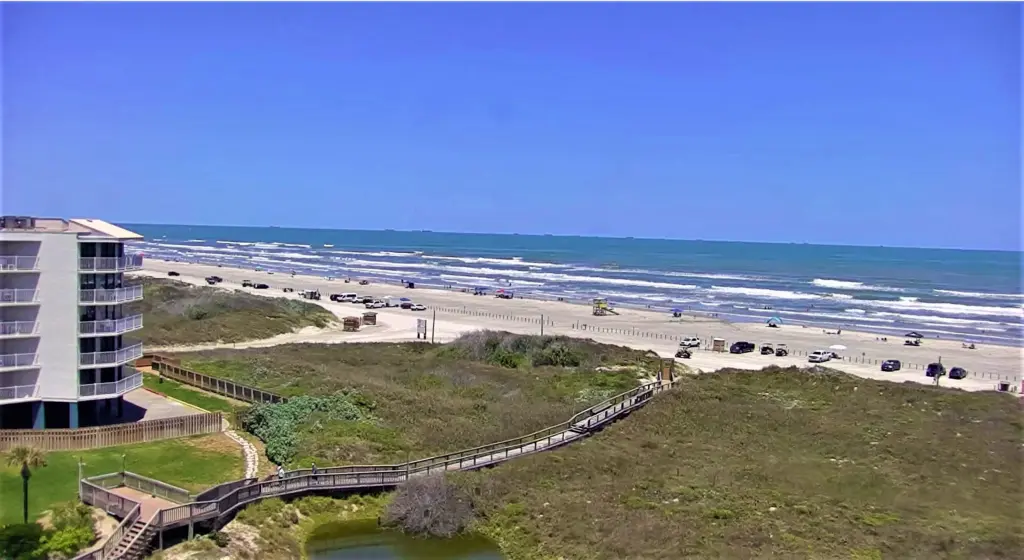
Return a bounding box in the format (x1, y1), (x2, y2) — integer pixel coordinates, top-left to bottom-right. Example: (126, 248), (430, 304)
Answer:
(79, 379), (674, 559)
(151, 357), (285, 404)
(428, 306), (1021, 384)
(0, 413), (223, 452)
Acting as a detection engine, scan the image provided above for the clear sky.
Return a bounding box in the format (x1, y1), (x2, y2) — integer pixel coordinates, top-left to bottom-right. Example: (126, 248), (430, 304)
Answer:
(3, 2), (1020, 251)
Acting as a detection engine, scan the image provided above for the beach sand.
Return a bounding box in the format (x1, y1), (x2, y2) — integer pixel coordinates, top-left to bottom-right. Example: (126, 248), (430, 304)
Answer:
(138, 259), (1023, 393)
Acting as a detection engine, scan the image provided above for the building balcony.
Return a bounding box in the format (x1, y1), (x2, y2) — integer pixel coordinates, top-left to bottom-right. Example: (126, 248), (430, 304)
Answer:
(0, 321), (39, 338)
(79, 342), (143, 368)
(79, 254), (144, 272)
(78, 370), (143, 398)
(0, 384), (38, 402)
(79, 314), (143, 337)
(79, 285), (143, 305)
(0, 256), (39, 272)
(0, 352), (40, 371)
(0, 289), (40, 306)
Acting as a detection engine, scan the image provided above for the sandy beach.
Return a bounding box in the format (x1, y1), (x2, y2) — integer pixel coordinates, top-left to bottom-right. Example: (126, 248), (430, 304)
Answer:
(138, 259), (1023, 393)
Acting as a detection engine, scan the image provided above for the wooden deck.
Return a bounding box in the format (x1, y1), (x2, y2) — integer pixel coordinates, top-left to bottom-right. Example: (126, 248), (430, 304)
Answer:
(107, 487), (178, 522)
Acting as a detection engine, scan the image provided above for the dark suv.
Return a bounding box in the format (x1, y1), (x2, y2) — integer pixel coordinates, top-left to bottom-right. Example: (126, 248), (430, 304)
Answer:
(729, 341), (755, 354)
(925, 363), (946, 378)
(881, 360), (901, 372)
(949, 367), (968, 380)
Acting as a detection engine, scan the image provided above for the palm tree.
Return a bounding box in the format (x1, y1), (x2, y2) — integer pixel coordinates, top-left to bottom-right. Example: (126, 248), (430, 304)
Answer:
(5, 446), (48, 524)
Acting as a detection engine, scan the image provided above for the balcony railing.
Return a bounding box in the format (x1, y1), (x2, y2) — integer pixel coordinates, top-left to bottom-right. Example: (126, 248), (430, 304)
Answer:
(0, 256), (39, 271)
(0, 321), (39, 337)
(80, 315), (144, 336)
(0, 289), (39, 304)
(79, 254), (144, 272)
(79, 371), (143, 398)
(0, 352), (40, 370)
(0, 384), (38, 401)
(79, 285), (143, 304)
(79, 342), (144, 367)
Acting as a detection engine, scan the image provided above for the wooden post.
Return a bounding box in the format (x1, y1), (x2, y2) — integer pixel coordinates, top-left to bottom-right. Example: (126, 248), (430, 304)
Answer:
(431, 310), (436, 344)
(540, 315), (544, 336)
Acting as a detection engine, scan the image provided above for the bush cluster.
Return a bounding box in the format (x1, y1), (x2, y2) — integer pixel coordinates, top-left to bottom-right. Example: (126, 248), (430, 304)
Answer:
(0, 502), (96, 560)
(240, 392), (375, 464)
(383, 475), (474, 538)
(451, 331), (586, 369)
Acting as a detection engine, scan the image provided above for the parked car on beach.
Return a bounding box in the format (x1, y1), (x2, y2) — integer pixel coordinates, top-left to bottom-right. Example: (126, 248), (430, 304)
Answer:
(168, 271), (180, 277)
(680, 337), (701, 348)
(949, 367), (968, 380)
(925, 362), (946, 378)
(808, 351), (831, 363)
(729, 341), (755, 354)
(242, 280), (254, 287)
(881, 360), (901, 372)
(760, 343), (774, 355)
(774, 344), (789, 357)
(411, 303), (426, 311)
(254, 283), (269, 290)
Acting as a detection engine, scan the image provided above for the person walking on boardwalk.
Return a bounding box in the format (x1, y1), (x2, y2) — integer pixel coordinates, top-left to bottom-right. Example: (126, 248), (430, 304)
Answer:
(311, 462), (318, 485)
(277, 465), (285, 480)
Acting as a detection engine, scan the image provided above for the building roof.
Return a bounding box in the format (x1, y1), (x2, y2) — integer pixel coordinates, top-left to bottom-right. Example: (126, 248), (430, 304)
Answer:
(70, 219), (144, 240)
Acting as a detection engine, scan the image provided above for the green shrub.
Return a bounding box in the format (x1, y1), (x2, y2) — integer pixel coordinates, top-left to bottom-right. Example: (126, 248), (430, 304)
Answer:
(36, 527), (94, 559)
(48, 501), (93, 533)
(0, 524), (46, 560)
(240, 392), (376, 464)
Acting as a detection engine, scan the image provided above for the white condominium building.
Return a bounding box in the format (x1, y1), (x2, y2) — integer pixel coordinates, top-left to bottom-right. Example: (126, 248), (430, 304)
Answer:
(0, 216), (145, 429)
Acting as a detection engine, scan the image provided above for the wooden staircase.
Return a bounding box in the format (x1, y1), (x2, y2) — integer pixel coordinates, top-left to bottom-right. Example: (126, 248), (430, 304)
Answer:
(109, 518), (156, 560)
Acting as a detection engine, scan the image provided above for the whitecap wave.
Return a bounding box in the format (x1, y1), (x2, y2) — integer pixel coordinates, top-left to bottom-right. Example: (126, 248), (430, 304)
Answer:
(709, 286), (820, 300)
(934, 289), (1024, 300)
(811, 278), (904, 292)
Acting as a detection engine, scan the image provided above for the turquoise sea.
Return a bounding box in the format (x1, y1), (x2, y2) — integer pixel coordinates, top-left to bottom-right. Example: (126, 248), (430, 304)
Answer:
(122, 223), (1024, 346)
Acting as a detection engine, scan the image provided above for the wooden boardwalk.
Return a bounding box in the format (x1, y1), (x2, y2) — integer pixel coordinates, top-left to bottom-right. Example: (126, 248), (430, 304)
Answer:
(76, 378), (675, 560)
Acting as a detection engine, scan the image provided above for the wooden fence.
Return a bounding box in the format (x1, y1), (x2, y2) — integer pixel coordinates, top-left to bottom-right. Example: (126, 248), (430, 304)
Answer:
(0, 412), (224, 452)
(150, 355), (286, 404)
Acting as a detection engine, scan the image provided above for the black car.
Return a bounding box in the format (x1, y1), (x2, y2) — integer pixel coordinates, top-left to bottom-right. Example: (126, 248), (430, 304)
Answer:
(729, 341), (755, 354)
(168, 271), (180, 277)
(760, 344), (774, 355)
(283, 287), (295, 293)
(254, 283), (269, 290)
(925, 362), (946, 378)
(674, 349), (692, 359)
(881, 359), (902, 372)
(949, 367), (968, 380)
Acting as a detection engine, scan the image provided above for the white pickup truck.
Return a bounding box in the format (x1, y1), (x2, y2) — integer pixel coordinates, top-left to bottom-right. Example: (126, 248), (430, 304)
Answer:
(808, 351), (832, 363)
(679, 336), (701, 348)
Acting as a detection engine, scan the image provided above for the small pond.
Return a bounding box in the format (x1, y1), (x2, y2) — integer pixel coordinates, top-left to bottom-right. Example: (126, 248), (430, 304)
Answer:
(305, 519), (505, 560)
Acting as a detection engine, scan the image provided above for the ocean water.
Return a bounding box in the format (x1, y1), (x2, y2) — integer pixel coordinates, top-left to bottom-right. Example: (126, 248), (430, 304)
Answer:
(122, 223), (1024, 346)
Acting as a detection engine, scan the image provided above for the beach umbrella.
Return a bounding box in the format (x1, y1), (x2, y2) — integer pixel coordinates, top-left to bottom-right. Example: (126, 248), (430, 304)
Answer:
(767, 316), (783, 325)
(904, 331), (924, 339)
(829, 344), (847, 351)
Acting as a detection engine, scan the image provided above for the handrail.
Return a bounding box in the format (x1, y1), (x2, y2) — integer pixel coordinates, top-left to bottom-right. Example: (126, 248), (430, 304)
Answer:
(82, 378), (675, 559)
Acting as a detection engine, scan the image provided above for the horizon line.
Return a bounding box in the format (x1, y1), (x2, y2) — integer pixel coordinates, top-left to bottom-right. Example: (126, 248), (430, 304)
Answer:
(117, 220), (1022, 254)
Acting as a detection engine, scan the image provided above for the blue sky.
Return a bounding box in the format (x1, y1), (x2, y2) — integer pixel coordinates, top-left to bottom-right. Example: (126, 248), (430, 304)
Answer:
(3, 2), (1020, 251)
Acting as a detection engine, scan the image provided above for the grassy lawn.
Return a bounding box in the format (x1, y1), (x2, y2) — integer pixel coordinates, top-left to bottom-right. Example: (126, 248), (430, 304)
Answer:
(452, 367), (1024, 559)
(141, 371), (239, 414)
(128, 276), (336, 346)
(172, 332), (658, 468)
(0, 434), (244, 526)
